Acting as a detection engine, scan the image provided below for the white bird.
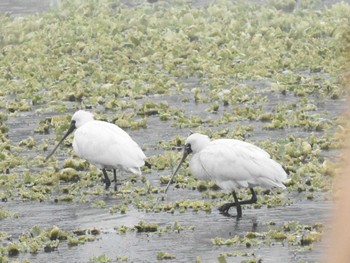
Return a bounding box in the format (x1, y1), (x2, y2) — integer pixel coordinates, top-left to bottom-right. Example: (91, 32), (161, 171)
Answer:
(45, 110), (146, 190)
(165, 133), (287, 218)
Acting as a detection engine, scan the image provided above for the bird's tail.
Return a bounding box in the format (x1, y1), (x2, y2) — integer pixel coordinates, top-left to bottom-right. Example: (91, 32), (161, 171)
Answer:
(264, 178), (286, 189)
(129, 167), (142, 175)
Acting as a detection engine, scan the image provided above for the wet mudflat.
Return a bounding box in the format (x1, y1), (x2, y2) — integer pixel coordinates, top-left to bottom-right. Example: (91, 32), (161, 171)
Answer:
(0, 0), (349, 262)
(0, 197), (333, 262)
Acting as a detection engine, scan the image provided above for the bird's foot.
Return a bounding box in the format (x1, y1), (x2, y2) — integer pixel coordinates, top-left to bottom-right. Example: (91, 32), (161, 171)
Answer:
(218, 203), (242, 219)
(218, 202), (235, 214)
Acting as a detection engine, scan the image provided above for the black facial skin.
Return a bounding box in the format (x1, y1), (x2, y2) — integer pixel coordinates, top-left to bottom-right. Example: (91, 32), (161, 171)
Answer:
(184, 143), (192, 156)
(45, 120), (76, 161)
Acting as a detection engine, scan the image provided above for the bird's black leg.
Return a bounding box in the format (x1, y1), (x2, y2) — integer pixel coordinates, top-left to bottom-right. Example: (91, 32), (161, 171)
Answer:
(250, 188), (257, 203)
(218, 188), (258, 217)
(113, 169), (117, 191)
(102, 169), (111, 190)
(237, 188), (257, 205)
(218, 190), (238, 215)
(232, 191), (242, 218)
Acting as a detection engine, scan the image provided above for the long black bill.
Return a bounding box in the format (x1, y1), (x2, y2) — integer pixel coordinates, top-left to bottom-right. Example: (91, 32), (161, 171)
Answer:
(164, 144), (192, 194)
(45, 121), (76, 161)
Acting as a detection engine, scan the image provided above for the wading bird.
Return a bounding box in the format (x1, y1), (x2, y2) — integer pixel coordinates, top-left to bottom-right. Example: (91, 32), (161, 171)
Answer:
(165, 133), (287, 218)
(45, 110), (146, 190)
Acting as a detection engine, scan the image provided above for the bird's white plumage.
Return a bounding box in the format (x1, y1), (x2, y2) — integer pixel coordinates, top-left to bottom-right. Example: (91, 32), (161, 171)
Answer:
(72, 110), (94, 128)
(186, 133), (287, 194)
(71, 110), (146, 174)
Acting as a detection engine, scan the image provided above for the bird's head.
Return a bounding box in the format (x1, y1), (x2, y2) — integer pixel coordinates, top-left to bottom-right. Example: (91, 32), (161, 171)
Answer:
(184, 133), (211, 154)
(164, 133), (211, 193)
(72, 110), (94, 128)
(45, 110), (94, 161)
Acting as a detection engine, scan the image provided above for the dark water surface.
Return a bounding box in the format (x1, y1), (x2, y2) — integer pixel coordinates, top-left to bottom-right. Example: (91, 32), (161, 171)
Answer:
(0, 1), (348, 263)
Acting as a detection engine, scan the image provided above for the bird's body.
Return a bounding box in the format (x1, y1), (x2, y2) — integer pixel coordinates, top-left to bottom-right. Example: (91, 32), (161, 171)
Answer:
(165, 133), (287, 218)
(188, 137), (286, 192)
(73, 119), (144, 174)
(46, 110), (146, 190)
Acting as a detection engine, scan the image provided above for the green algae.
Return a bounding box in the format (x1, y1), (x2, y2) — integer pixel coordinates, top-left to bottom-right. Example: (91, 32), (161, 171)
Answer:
(147, 151), (179, 171)
(57, 168), (80, 182)
(212, 221), (324, 250)
(0, 0), (348, 261)
(0, 225), (100, 257)
(0, 207), (14, 220)
(300, 231), (322, 246)
(114, 220), (194, 236)
(63, 159), (89, 170)
(90, 254), (112, 263)
(135, 221), (158, 233)
(109, 204), (127, 215)
(6, 243), (20, 257)
(212, 235), (240, 246)
(116, 256), (129, 262)
(156, 251), (175, 260)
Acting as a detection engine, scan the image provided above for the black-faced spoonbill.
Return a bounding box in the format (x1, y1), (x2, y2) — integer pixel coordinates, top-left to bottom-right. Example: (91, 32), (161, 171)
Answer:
(45, 110), (146, 190)
(165, 133), (287, 218)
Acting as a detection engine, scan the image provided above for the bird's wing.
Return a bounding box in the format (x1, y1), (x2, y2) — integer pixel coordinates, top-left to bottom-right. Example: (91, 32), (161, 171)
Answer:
(73, 121), (145, 172)
(97, 121), (135, 139)
(198, 139), (286, 191)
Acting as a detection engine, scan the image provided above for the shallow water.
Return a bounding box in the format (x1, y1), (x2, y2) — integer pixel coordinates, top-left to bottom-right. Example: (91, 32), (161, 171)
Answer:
(2, 192), (332, 262)
(0, 1), (348, 263)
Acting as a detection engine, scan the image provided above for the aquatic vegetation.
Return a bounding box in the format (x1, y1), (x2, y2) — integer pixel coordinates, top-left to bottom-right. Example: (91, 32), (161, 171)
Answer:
(57, 168), (80, 182)
(134, 220), (158, 233)
(156, 251), (175, 260)
(212, 235), (240, 246)
(109, 204), (127, 214)
(0, 0), (348, 261)
(0, 207), (11, 220)
(114, 220), (194, 235)
(5, 99), (31, 113)
(63, 159), (89, 170)
(115, 114), (147, 129)
(212, 221), (324, 250)
(18, 137), (36, 148)
(158, 136), (185, 150)
(0, 225), (101, 257)
(6, 243), (20, 256)
(300, 231), (322, 246)
(73, 227), (101, 236)
(93, 200), (107, 208)
(147, 151), (180, 171)
(116, 256), (129, 262)
(218, 251), (262, 263)
(90, 254), (112, 263)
